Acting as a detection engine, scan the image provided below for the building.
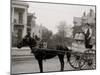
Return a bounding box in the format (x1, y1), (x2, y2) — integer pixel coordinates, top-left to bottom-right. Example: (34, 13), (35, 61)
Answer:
(27, 13), (37, 36)
(72, 9), (96, 48)
(73, 17), (82, 26)
(82, 9), (96, 38)
(12, 0), (29, 46)
(73, 17), (84, 40)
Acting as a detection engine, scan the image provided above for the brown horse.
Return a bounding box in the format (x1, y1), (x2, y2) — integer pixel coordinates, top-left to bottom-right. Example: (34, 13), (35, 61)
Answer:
(17, 35), (71, 73)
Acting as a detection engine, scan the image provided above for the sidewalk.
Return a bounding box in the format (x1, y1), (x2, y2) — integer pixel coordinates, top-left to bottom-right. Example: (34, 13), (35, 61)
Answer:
(12, 47), (30, 50)
(11, 47), (35, 61)
(12, 47), (31, 55)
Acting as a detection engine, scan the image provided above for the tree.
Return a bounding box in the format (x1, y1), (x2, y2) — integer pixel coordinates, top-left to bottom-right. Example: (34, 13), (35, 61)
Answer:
(55, 21), (73, 46)
(56, 21), (67, 46)
(41, 27), (53, 42)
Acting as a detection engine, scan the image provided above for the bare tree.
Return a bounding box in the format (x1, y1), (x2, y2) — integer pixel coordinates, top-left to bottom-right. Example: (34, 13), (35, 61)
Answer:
(41, 27), (53, 42)
(57, 21), (68, 45)
(55, 21), (73, 46)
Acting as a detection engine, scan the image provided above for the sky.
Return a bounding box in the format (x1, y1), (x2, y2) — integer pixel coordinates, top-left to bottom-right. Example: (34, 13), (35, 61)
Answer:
(26, 2), (95, 34)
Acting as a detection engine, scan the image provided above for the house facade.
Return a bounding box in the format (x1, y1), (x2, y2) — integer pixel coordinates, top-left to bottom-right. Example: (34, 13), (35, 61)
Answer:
(27, 13), (37, 36)
(12, 0), (29, 46)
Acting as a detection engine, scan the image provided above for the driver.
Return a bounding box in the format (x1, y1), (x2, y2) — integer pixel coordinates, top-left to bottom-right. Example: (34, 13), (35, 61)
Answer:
(84, 23), (93, 49)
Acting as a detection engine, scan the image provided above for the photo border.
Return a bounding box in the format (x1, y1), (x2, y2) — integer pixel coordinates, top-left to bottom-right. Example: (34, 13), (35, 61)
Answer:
(10, 0), (96, 74)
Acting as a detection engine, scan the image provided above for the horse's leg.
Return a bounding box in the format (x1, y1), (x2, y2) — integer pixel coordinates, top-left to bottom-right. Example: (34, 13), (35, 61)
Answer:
(66, 52), (71, 63)
(58, 54), (64, 71)
(37, 59), (43, 73)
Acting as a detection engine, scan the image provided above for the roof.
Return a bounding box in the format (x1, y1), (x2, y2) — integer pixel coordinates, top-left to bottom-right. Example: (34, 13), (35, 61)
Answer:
(12, 0), (29, 8)
(28, 13), (37, 19)
(28, 13), (33, 16)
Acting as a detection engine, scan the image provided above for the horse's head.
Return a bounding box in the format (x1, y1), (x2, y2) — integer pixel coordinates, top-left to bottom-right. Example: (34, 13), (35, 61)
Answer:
(17, 35), (32, 48)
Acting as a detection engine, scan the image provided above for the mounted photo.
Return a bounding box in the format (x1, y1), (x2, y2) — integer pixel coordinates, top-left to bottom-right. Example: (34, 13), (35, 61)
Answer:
(11, 0), (96, 74)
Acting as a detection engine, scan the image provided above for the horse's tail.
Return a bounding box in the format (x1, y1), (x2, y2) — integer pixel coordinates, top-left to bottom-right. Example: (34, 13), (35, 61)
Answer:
(66, 52), (71, 62)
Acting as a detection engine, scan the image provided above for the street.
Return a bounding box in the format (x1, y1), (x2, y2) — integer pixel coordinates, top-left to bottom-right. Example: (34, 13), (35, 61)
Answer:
(11, 46), (96, 74)
(11, 56), (74, 74)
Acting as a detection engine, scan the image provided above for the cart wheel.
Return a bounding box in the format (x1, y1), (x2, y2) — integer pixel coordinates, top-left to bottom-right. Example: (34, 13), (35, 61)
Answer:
(69, 53), (85, 69)
(81, 49), (96, 70)
(81, 57), (96, 70)
(83, 49), (96, 61)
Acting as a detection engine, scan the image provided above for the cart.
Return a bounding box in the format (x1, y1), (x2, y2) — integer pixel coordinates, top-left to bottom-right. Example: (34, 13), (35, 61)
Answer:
(68, 46), (96, 70)
(33, 46), (96, 70)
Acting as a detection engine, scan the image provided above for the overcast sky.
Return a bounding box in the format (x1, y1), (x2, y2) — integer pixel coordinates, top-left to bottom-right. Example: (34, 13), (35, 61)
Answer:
(27, 2), (95, 34)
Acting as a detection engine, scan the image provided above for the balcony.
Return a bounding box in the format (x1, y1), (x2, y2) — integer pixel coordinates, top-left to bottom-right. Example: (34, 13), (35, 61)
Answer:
(13, 19), (24, 26)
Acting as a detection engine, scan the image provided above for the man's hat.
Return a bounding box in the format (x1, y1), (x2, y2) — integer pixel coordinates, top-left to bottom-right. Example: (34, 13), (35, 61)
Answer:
(85, 23), (90, 26)
(85, 23), (92, 27)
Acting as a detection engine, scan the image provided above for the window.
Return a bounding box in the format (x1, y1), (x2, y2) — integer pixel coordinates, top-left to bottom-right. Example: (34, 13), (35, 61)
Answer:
(14, 18), (17, 23)
(19, 12), (23, 24)
(27, 28), (31, 32)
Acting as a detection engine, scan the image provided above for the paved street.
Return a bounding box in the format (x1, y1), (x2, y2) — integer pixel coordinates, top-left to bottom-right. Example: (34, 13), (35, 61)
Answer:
(11, 56), (74, 74)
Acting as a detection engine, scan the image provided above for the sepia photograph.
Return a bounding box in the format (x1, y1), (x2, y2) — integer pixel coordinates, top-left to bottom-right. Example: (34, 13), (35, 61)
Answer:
(11, 0), (96, 74)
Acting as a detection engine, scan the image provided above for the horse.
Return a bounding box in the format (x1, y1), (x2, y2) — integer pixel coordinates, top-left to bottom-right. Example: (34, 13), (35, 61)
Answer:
(17, 35), (71, 73)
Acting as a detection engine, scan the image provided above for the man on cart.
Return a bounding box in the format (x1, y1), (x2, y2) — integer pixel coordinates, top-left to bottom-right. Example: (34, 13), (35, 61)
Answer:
(83, 23), (93, 49)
